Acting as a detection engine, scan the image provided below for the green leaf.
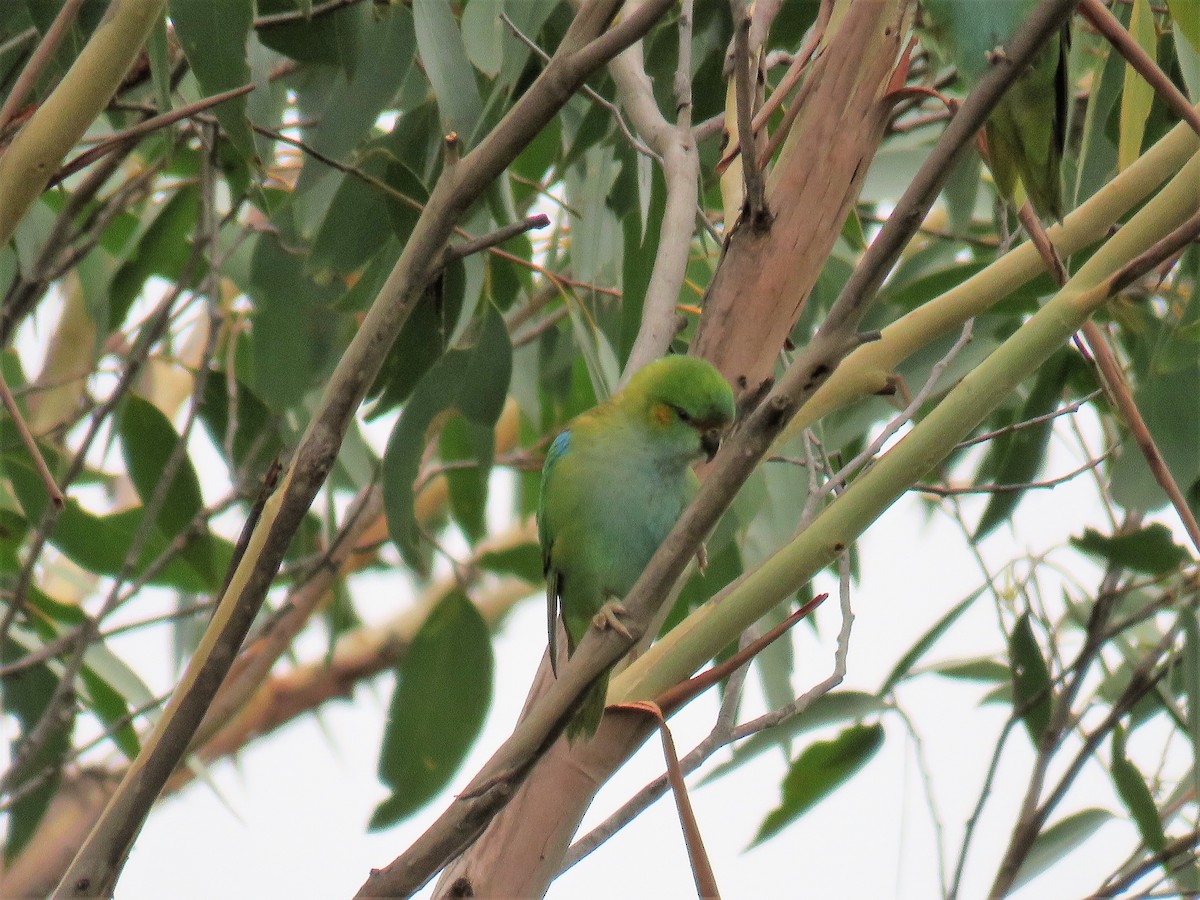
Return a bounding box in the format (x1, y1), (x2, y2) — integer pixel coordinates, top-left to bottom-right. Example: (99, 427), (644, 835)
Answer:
(1012, 808), (1113, 891)
(1, 637), (75, 862)
(1170, 0), (1200, 52)
(413, 0), (483, 142)
(928, 657), (1011, 683)
(246, 231), (343, 412)
(382, 306), (512, 569)
(147, 12), (172, 112)
(440, 414), (491, 543)
(1110, 726), (1167, 853)
(169, 0), (258, 162)
(752, 723), (885, 846)
(294, 4), (416, 188)
(1009, 612), (1052, 745)
(198, 373), (283, 478)
(109, 187), (201, 329)
(974, 350), (1072, 539)
(1184, 614), (1200, 825)
(256, 0), (362, 69)
(478, 543), (543, 583)
(79, 667), (140, 760)
(461, 0), (504, 77)
(702, 691), (889, 786)
(1071, 524), (1189, 575)
(1118, 0), (1157, 170)
(881, 589), (983, 693)
(370, 591), (493, 828)
(117, 394), (204, 542)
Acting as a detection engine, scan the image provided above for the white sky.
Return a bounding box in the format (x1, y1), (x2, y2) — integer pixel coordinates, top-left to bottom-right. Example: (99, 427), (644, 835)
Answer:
(111, 419), (1165, 899)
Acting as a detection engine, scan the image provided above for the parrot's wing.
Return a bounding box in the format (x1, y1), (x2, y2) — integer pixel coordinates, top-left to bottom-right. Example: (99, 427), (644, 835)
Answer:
(540, 430), (572, 677)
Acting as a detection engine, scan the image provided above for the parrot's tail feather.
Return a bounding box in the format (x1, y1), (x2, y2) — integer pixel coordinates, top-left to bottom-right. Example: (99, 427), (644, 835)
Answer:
(565, 674), (608, 743)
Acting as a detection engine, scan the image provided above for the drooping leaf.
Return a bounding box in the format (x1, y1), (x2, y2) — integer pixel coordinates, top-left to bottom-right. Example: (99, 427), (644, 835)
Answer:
(169, 0), (258, 162)
(1009, 612), (1052, 745)
(881, 589), (984, 693)
(1071, 524), (1189, 575)
(382, 306), (512, 569)
(752, 723), (885, 846)
(117, 394), (204, 543)
(928, 657), (1011, 683)
(413, 0), (483, 142)
(478, 542), (543, 584)
(1118, 0), (1157, 170)
(1110, 726), (1167, 853)
(702, 692), (889, 786)
(974, 349), (1072, 539)
(1, 637), (75, 862)
(1012, 808), (1113, 891)
(370, 591), (493, 829)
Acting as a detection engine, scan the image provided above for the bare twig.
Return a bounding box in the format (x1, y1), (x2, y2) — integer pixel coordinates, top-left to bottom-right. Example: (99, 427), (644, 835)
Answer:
(956, 391), (1102, 448)
(621, 702), (721, 900)
(0, 370), (63, 508)
(52, 83), (255, 184)
(914, 451), (1110, 496)
(254, 0), (366, 28)
(605, 0), (703, 377)
(0, 0), (86, 133)
(500, 11), (658, 161)
(1079, 0), (1200, 138)
(445, 214), (551, 264)
(730, 0), (767, 226)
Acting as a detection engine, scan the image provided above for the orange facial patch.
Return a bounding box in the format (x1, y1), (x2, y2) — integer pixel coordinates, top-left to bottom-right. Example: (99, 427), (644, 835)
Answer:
(651, 402), (672, 426)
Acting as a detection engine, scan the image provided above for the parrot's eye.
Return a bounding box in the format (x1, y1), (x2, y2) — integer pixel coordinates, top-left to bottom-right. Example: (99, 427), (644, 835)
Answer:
(671, 405), (691, 424)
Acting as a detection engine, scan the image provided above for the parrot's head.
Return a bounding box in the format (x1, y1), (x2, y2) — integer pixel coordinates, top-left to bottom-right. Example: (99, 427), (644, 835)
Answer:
(622, 356), (736, 465)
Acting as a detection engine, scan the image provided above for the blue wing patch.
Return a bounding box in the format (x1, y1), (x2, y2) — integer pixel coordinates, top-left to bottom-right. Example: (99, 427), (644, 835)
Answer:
(546, 429), (571, 469)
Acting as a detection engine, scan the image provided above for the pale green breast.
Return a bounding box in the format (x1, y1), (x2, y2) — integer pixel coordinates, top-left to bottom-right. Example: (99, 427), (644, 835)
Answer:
(540, 414), (696, 635)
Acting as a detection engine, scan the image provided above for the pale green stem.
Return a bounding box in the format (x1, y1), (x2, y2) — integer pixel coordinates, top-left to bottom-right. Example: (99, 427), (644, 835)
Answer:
(787, 113), (1200, 437)
(615, 147), (1200, 703)
(0, 0), (166, 247)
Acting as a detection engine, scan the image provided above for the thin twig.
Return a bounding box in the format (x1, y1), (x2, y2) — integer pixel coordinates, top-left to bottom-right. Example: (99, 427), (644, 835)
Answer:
(730, 0), (767, 227)
(52, 84), (255, 185)
(956, 391), (1102, 449)
(0, 369), (63, 507)
(254, 0), (366, 28)
(444, 214), (550, 264)
(1079, 0), (1200, 139)
(622, 701), (721, 900)
(0, 0), (86, 133)
(914, 451), (1110, 496)
(500, 11), (658, 161)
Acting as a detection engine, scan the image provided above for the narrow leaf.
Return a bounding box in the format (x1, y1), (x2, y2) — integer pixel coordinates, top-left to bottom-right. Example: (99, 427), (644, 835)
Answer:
(1009, 612), (1052, 745)
(701, 691), (888, 786)
(1118, 0), (1156, 170)
(1012, 808), (1112, 891)
(370, 591), (493, 829)
(1071, 524), (1189, 575)
(413, 0), (483, 141)
(169, 0), (257, 162)
(752, 723), (885, 846)
(1110, 726), (1167, 853)
(881, 589), (984, 693)
(383, 307), (512, 569)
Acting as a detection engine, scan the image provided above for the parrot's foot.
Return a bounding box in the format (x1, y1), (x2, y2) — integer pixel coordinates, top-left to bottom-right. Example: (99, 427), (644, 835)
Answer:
(593, 601), (634, 641)
(695, 543), (708, 573)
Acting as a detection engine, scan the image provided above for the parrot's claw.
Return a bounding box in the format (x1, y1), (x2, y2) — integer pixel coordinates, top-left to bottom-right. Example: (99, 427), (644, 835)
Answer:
(594, 601), (634, 641)
(695, 543), (708, 573)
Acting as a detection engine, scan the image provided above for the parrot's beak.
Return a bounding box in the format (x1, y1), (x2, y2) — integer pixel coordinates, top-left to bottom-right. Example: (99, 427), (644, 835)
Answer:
(701, 428), (722, 461)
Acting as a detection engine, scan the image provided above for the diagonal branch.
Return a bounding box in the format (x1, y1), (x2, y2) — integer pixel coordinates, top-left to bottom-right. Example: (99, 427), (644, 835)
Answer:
(51, 3), (681, 898)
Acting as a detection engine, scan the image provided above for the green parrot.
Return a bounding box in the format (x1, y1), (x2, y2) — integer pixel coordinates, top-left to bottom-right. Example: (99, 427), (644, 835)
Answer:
(538, 355), (736, 741)
(920, 0), (1070, 221)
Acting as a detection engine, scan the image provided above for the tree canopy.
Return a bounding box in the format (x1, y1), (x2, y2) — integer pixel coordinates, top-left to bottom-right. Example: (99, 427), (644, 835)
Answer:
(0, 0), (1198, 897)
